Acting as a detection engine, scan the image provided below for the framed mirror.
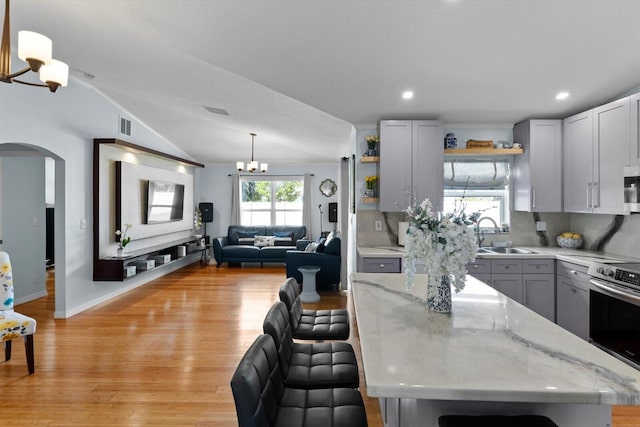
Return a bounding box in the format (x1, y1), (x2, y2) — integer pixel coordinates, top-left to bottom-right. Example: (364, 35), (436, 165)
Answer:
(319, 178), (337, 197)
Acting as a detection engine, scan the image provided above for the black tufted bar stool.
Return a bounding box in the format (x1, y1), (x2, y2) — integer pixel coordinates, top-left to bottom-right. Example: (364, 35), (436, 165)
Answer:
(231, 334), (368, 427)
(263, 301), (359, 390)
(438, 415), (558, 427)
(278, 277), (350, 341)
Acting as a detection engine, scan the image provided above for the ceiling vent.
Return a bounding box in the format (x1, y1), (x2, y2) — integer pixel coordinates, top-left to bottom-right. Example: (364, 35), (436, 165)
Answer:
(119, 116), (131, 136)
(203, 106), (229, 116)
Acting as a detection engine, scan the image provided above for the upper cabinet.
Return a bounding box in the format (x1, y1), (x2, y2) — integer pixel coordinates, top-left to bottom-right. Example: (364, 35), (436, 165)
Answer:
(512, 120), (562, 212)
(630, 93), (640, 166)
(563, 97), (629, 214)
(379, 120), (443, 212)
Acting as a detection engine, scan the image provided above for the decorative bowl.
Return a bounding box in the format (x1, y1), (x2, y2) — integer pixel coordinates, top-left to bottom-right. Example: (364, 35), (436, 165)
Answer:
(556, 236), (583, 249)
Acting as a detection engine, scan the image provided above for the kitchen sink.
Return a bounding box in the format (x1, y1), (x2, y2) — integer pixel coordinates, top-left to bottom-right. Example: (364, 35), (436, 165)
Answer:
(477, 247), (536, 254)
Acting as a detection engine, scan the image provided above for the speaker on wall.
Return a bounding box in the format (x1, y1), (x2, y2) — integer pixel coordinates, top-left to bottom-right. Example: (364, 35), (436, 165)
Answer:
(328, 202), (338, 223)
(199, 202), (214, 223)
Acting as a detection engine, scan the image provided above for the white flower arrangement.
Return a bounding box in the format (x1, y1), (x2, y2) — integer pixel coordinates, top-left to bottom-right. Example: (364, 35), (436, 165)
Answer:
(404, 198), (479, 297)
(115, 224), (132, 249)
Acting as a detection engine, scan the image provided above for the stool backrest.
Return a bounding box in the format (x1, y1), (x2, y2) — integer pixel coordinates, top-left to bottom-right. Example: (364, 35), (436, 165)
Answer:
(278, 278), (303, 331)
(230, 334), (284, 427)
(263, 301), (295, 378)
(0, 251), (15, 312)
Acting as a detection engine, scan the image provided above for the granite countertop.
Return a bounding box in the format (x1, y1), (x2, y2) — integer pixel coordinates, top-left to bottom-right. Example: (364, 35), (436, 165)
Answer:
(351, 273), (640, 405)
(358, 245), (637, 267)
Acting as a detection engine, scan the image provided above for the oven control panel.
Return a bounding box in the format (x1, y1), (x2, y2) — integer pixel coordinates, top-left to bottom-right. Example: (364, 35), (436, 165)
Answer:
(590, 262), (640, 290)
(616, 269), (640, 287)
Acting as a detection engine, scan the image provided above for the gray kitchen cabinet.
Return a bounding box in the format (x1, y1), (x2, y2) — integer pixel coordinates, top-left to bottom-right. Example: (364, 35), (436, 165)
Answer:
(512, 120), (562, 212)
(563, 97), (629, 214)
(523, 274), (556, 322)
(491, 274), (523, 303)
(360, 257), (402, 273)
(522, 259), (556, 322)
(592, 97), (629, 214)
(563, 110), (594, 213)
(556, 260), (590, 340)
(630, 92), (640, 166)
(379, 120), (443, 212)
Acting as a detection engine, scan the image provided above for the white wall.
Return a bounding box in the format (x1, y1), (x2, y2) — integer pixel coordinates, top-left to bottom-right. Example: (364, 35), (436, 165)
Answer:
(0, 73), (197, 318)
(1, 157), (47, 303)
(197, 163), (340, 240)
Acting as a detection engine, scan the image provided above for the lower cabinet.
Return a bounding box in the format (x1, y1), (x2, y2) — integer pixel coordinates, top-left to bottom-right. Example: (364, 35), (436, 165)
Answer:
(467, 257), (555, 321)
(556, 260), (590, 340)
(359, 256), (402, 273)
(492, 273), (524, 302)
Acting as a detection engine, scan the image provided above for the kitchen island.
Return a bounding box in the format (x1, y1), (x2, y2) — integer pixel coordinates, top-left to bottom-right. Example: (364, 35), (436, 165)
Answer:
(352, 273), (640, 427)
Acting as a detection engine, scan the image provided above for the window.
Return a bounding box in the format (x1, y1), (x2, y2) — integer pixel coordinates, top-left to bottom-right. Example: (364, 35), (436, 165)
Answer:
(443, 159), (510, 230)
(240, 176), (304, 226)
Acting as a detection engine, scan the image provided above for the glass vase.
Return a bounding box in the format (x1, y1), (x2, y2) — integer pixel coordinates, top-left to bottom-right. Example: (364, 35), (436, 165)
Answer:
(426, 275), (452, 313)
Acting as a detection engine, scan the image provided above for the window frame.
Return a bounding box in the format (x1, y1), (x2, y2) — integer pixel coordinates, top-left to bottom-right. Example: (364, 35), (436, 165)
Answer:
(239, 175), (304, 226)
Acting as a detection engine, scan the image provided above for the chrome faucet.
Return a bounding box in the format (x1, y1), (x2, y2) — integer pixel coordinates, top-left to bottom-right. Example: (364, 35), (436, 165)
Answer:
(476, 216), (500, 246)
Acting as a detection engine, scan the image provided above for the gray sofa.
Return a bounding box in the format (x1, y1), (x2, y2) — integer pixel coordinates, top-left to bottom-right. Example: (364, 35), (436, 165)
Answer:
(212, 225), (308, 267)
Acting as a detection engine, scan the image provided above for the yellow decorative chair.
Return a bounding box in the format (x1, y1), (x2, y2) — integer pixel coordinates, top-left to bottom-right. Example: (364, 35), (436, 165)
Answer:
(1, 251), (36, 374)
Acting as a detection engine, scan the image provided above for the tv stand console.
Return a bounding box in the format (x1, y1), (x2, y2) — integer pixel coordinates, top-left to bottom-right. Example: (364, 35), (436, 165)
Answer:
(93, 237), (206, 281)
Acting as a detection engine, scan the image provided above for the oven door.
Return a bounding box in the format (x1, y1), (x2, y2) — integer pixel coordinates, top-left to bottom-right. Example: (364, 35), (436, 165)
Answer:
(590, 278), (640, 368)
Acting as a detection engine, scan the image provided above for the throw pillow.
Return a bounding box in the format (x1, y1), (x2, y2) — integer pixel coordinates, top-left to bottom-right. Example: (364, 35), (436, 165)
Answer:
(273, 231), (294, 238)
(238, 237), (255, 245)
(304, 242), (318, 252)
(324, 238), (341, 255)
(273, 237), (294, 246)
(315, 243), (325, 253)
(254, 235), (276, 247)
(237, 230), (258, 238)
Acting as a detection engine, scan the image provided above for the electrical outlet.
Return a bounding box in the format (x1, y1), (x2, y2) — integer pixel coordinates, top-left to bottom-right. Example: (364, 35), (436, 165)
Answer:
(80, 219), (88, 229)
(375, 220), (383, 231)
(536, 221), (547, 232)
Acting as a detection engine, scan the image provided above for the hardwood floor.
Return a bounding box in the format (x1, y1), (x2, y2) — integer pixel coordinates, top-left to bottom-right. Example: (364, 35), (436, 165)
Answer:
(1, 264), (638, 426)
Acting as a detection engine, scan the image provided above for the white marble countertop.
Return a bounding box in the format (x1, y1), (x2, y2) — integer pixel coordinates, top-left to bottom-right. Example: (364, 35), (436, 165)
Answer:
(358, 245), (636, 267)
(351, 272), (640, 405)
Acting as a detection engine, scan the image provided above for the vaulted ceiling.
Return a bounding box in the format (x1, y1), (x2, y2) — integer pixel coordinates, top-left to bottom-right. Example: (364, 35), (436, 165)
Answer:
(8, 0), (640, 164)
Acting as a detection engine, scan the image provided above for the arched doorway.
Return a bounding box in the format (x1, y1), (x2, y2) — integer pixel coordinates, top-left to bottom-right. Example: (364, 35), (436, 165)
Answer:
(0, 142), (65, 318)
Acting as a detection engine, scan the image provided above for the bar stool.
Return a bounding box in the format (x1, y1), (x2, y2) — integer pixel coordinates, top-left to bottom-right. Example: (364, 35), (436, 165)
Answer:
(438, 415), (558, 427)
(279, 277), (349, 341)
(263, 301), (359, 389)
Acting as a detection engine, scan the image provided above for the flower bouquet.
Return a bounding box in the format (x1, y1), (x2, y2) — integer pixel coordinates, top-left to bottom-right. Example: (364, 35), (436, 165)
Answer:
(404, 198), (478, 312)
(364, 175), (378, 197)
(365, 135), (379, 156)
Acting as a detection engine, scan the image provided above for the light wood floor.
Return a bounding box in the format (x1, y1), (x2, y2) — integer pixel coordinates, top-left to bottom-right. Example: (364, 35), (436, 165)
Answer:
(1, 264), (639, 426)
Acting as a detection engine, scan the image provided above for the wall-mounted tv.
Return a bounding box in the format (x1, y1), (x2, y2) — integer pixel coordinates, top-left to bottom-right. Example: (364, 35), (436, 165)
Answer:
(145, 180), (185, 224)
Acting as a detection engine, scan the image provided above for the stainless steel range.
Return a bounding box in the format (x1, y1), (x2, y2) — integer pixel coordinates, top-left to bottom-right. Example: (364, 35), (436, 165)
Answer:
(588, 260), (640, 368)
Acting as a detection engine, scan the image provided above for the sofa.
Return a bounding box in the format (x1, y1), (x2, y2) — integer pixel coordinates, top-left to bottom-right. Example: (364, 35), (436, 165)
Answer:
(212, 225), (308, 267)
(285, 236), (341, 291)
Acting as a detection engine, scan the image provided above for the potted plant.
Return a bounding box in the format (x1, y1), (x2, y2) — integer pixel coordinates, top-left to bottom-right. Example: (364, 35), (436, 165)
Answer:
(364, 175), (378, 197)
(365, 135), (379, 156)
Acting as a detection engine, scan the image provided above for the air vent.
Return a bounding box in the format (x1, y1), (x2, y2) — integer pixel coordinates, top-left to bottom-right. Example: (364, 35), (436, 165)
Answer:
(119, 116), (131, 136)
(203, 106), (229, 116)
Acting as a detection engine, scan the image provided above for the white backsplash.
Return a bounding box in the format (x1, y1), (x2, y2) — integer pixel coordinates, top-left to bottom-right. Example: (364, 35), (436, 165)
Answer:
(357, 209), (640, 258)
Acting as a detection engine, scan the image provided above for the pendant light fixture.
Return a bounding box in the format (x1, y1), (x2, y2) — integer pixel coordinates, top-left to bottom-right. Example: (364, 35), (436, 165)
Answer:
(0, 0), (68, 92)
(237, 133), (268, 173)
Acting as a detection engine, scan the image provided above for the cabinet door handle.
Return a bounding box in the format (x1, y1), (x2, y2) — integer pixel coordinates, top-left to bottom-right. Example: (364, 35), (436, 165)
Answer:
(379, 264), (385, 268)
(593, 182), (599, 208)
(570, 270), (577, 275)
(587, 182), (592, 208)
(532, 186), (536, 208)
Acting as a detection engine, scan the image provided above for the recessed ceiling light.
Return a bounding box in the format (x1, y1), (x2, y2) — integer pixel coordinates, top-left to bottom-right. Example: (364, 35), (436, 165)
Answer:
(555, 92), (569, 100)
(402, 91), (414, 100)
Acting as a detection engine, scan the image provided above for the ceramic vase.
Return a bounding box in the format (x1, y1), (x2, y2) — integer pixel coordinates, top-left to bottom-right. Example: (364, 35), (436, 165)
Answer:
(426, 275), (452, 313)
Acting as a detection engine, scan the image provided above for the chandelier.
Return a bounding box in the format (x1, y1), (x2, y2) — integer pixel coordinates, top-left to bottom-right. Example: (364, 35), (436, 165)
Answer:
(0, 0), (68, 92)
(237, 133), (268, 173)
